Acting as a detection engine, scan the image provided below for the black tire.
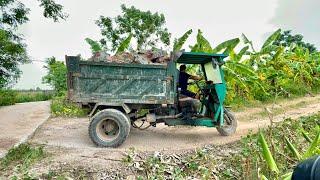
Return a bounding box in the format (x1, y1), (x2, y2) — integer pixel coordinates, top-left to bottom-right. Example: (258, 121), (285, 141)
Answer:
(89, 109), (130, 148)
(216, 108), (237, 136)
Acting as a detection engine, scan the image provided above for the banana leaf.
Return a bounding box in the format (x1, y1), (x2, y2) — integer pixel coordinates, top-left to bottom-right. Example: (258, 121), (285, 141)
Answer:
(302, 130), (313, 143)
(262, 29), (281, 49)
(258, 131), (280, 173)
(191, 30), (212, 53)
(116, 34), (132, 54)
(285, 137), (302, 160)
(212, 38), (240, 54)
(241, 33), (251, 44)
(85, 38), (102, 53)
(281, 172), (293, 180)
(173, 29), (192, 51)
(236, 46), (249, 62)
(303, 128), (320, 159)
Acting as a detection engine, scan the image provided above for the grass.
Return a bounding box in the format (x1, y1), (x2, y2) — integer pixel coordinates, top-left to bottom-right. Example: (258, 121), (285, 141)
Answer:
(0, 89), (53, 106)
(227, 87), (320, 112)
(51, 96), (88, 117)
(15, 90), (53, 103)
(0, 144), (46, 179)
(122, 113), (320, 179)
(0, 89), (16, 106)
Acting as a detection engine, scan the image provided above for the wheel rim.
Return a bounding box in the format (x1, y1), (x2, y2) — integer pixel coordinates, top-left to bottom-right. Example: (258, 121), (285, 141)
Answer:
(96, 118), (120, 142)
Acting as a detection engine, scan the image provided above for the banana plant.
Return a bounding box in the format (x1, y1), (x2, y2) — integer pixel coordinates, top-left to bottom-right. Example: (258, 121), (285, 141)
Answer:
(287, 46), (314, 86)
(116, 34), (133, 54)
(212, 38), (240, 54)
(190, 29), (213, 53)
(258, 127), (320, 180)
(173, 29), (193, 51)
(85, 38), (102, 53)
(188, 30), (266, 98)
(243, 29), (281, 68)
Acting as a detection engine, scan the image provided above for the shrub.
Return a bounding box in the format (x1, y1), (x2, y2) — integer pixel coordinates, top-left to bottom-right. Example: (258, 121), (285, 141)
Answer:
(15, 91), (53, 103)
(51, 96), (88, 117)
(0, 89), (16, 106)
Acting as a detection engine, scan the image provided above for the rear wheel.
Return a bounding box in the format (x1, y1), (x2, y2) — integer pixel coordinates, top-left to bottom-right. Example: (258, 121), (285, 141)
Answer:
(216, 108), (237, 136)
(89, 109), (130, 147)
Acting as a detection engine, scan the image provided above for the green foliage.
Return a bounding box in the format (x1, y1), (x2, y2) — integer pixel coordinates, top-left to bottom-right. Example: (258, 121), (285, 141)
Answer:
(0, 29), (28, 88)
(190, 29), (212, 53)
(1, 144), (44, 168)
(0, 0), (66, 28)
(257, 123), (320, 179)
(0, 89), (52, 106)
(0, 144), (46, 179)
(273, 30), (317, 53)
(0, 89), (16, 106)
(262, 29), (281, 49)
(85, 38), (102, 53)
(240, 114), (320, 179)
(51, 96), (88, 117)
(285, 137), (302, 160)
(173, 29), (193, 51)
(184, 29), (320, 105)
(116, 34), (133, 54)
(96, 4), (171, 51)
(42, 57), (67, 95)
(258, 132), (279, 173)
(38, 0), (68, 22)
(14, 90), (53, 103)
(0, 0), (67, 88)
(123, 113), (320, 179)
(212, 38), (240, 54)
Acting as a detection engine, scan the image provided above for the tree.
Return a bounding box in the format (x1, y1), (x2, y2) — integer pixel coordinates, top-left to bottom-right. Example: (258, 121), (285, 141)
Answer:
(0, 29), (28, 88)
(42, 57), (66, 95)
(273, 30), (317, 53)
(0, 0), (67, 88)
(96, 4), (171, 52)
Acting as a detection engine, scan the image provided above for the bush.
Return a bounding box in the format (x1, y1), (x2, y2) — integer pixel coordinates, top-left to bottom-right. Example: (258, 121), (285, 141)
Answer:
(51, 96), (88, 117)
(0, 89), (16, 106)
(15, 91), (53, 103)
(0, 90), (53, 106)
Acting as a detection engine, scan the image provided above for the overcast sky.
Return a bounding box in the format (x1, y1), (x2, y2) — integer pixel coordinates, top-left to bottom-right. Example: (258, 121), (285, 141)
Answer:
(14, 0), (319, 89)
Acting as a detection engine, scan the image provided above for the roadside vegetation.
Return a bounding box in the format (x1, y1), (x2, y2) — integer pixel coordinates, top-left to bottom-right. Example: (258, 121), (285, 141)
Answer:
(85, 4), (320, 108)
(0, 144), (46, 179)
(50, 95), (88, 117)
(122, 113), (320, 179)
(42, 57), (88, 117)
(0, 89), (53, 106)
(172, 29), (320, 107)
(2, 113), (317, 179)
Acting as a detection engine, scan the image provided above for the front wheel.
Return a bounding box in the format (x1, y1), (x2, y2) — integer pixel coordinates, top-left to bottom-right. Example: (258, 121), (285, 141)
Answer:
(216, 108), (237, 136)
(89, 109), (130, 147)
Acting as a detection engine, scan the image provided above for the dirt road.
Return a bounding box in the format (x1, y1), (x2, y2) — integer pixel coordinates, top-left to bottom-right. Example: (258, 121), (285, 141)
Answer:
(27, 95), (320, 170)
(0, 101), (50, 158)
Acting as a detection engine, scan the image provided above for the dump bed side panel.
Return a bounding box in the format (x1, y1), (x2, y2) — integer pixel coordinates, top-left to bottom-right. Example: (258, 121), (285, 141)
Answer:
(66, 56), (175, 105)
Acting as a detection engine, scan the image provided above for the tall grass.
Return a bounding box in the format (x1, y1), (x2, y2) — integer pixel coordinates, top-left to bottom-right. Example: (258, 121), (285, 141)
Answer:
(15, 90), (53, 103)
(0, 90), (53, 106)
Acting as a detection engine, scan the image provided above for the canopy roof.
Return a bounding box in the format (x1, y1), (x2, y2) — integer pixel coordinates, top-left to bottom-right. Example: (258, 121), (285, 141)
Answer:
(176, 52), (228, 64)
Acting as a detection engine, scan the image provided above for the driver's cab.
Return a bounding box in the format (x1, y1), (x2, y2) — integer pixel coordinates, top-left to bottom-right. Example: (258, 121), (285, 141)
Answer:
(173, 52), (228, 122)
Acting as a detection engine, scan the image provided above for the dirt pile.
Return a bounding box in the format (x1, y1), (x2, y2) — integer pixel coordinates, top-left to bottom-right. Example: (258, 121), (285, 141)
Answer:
(89, 49), (170, 64)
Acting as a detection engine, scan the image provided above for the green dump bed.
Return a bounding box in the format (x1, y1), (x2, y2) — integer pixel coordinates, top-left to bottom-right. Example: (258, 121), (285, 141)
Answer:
(65, 56), (176, 106)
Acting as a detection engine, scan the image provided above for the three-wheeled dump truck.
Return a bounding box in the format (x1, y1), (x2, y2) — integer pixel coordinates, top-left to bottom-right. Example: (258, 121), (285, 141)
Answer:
(66, 52), (237, 147)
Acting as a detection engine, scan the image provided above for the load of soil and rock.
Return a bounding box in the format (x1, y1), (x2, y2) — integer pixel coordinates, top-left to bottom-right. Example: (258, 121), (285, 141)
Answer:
(88, 49), (170, 65)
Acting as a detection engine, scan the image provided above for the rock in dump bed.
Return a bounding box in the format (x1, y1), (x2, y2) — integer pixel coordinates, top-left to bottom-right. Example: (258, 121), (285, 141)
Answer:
(89, 49), (170, 65)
